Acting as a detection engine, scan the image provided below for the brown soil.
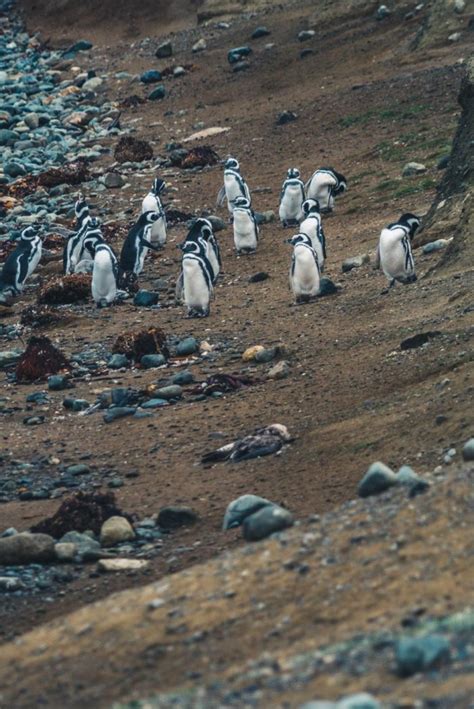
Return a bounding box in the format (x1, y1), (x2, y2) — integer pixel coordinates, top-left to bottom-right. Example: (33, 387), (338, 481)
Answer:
(1, 0), (473, 705)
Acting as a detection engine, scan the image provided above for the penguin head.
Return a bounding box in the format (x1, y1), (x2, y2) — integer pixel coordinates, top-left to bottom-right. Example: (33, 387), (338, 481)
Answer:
(186, 217), (213, 242)
(234, 196), (250, 209)
(334, 171), (347, 194)
(287, 168), (300, 179)
(152, 178), (166, 196)
(288, 233), (312, 248)
(180, 240), (201, 255)
(399, 213), (421, 238)
(89, 217), (101, 228)
(225, 157), (239, 171)
(141, 210), (160, 224)
(302, 198), (320, 216)
(20, 226), (39, 241)
(260, 423), (293, 442)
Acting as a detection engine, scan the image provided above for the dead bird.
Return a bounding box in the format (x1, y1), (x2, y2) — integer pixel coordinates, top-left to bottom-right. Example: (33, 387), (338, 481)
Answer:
(201, 423), (293, 464)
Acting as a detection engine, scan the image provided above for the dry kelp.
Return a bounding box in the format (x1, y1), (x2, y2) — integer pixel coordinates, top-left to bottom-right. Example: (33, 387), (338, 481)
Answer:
(15, 335), (70, 382)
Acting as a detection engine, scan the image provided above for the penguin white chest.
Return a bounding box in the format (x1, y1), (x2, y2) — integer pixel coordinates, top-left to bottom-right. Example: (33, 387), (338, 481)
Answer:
(92, 251), (117, 305)
(280, 185), (304, 222)
(183, 259), (211, 311)
(224, 174), (244, 212)
(379, 228), (415, 281)
(291, 246), (320, 297)
(233, 211), (257, 252)
(300, 216), (324, 268)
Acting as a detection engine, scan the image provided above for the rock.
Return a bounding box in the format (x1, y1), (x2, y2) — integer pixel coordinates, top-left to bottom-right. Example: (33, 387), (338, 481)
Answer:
(402, 162), (427, 177)
(400, 331), (441, 350)
(318, 277), (339, 296)
(0, 577), (25, 592)
(242, 345), (265, 361)
(251, 26), (271, 39)
(141, 398), (168, 408)
(155, 41), (173, 58)
(98, 558), (149, 572)
(422, 239), (450, 254)
(462, 438), (474, 461)
(267, 361), (290, 380)
(54, 542), (77, 562)
(255, 210), (276, 224)
(300, 48), (315, 58)
(299, 702), (335, 709)
(192, 38), (207, 53)
(0, 533), (55, 565)
(103, 407), (136, 423)
(0, 129), (20, 146)
(171, 370), (194, 385)
(243, 505), (294, 541)
(176, 336), (198, 356)
(60, 531), (100, 559)
(155, 384), (183, 400)
(0, 349), (23, 368)
(24, 112), (40, 130)
(298, 30), (315, 41)
(82, 76), (103, 91)
(173, 66), (186, 77)
(338, 694), (381, 709)
(100, 516), (135, 547)
(103, 172), (124, 189)
(65, 464), (91, 476)
(157, 506), (198, 529)
(205, 215), (227, 231)
(108, 353), (129, 369)
(4, 161), (27, 178)
(148, 85), (166, 101)
(375, 5), (391, 20)
(63, 398), (90, 412)
(233, 61), (250, 73)
(358, 461), (398, 497)
(114, 136), (153, 163)
(140, 354), (166, 368)
(133, 290), (159, 307)
(437, 155), (450, 170)
(277, 110), (298, 125)
(48, 374), (71, 391)
(63, 40), (93, 56)
(397, 465), (430, 496)
(140, 70), (162, 84)
(454, 0), (465, 12)
(342, 254), (370, 272)
(223, 494), (274, 529)
(448, 32), (461, 42)
(249, 271), (269, 283)
(395, 635), (451, 677)
(228, 46), (252, 64)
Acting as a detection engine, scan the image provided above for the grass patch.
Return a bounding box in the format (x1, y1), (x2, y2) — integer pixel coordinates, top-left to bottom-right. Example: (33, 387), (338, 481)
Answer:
(339, 103), (429, 129)
(375, 178), (400, 191)
(352, 440), (378, 452)
(394, 178), (437, 198)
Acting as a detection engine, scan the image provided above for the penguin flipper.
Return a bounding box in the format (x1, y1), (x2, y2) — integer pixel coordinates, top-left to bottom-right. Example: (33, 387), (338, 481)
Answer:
(201, 443), (235, 464)
(216, 185), (226, 207)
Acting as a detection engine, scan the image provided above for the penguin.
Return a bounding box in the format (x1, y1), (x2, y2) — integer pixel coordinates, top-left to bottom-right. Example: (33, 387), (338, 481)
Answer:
(175, 219), (221, 305)
(305, 167), (347, 213)
(279, 168), (306, 227)
(201, 424), (293, 464)
(288, 232), (320, 304)
(300, 198), (326, 271)
(119, 211), (161, 283)
(72, 218), (105, 274)
(63, 196), (92, 274)
(216, 157), (251, 216)
(181, 240), (214, 318)
(232, 196), (259, 254)
(378, 212), (420, 288)
(141, 178), (167, 248)
(0, 226), (42, 296)
(91, 243), (118, 308)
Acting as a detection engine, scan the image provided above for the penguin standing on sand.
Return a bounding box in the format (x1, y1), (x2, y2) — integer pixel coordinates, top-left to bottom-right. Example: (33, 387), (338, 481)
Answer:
(91, 243), (118, 308)
(181, 240), (214, 318)
(288, 232), (320, 303)
(175, 218), (220, 304)
(0, 226), (42, 296)
(119, 211), (161, 285)
(232, 196), (259, 254)
(63, 195), (92, 274)
(141, 178), (167, 248)
(73, 218), (105, 273)
(216, 158), (251, 216)
(279, 168), (306, 227)
(305, 167), (347, 213)
(378, 213), (420, 289)
(300, 198), (326, 271)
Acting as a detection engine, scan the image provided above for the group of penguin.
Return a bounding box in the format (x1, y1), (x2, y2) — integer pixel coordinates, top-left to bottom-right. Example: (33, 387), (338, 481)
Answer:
(0, 158), (421, 314)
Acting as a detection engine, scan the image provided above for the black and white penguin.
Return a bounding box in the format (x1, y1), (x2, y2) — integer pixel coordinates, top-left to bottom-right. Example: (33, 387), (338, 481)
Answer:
(181, 240), (214, 318)
(378, 213), (420, 288)
(201, 424), (293, 464)
(0, 226), (42, 296)
(288, 232), (320, 303)
(232, 196), (259, 254)
(63, 196), (92, 274)
(182, 218), (221, 280)
(91, 243), (118, 308)
(279, 168), (306, 227)
(119, 211), (161, 280)
(300, 198), (326, 271)
(141, 178), (167, 248)
(305, 167), (347, 213)
(73, 218), (105, 274)
(216, 157), (251, 216)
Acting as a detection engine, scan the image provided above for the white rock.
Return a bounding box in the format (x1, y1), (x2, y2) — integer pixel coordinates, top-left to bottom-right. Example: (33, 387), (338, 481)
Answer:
(402, 162), (427, 177)
(192, 38), (207, 53)
(98, 558), (149, 572)
(100, 516), (135, 547)
(55, 542), (77, 562)
(454, 0), (465, 13)
(82, 76), (103, 91)
(448, 32), (461, 42)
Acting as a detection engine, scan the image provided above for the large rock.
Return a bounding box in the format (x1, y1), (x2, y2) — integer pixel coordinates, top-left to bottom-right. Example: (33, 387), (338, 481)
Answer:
(395, 635), (451, 677)
(157, 506), (198, 529)
(0, 533), (55, 565)
(223, 494), (274, 530)
(100, 516), (135, 547)
(358, 462), (398, 498)
(242, 505), (294, 541)
(462, 438), (474, 461)
(98, 558), (148, 572)
(402, 162), (427, 177)
(114, 136), (153, 163)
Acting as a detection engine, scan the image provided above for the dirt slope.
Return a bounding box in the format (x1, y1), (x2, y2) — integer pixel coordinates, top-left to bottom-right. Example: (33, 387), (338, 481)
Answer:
(1, 0), (473, 705)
